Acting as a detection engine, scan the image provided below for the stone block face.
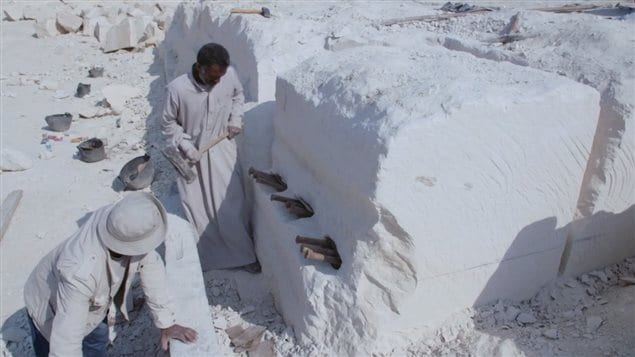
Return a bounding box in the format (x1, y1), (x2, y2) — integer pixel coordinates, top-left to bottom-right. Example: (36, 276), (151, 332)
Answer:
(256, 45), (599, 354)
(56, 12), (83, 33)
(164, 214), (227, 356)
(102, 17), (146, 53)
(34, 18), (60, 38)
(94, 18), (112, 43)
(82, 16), (108, 37)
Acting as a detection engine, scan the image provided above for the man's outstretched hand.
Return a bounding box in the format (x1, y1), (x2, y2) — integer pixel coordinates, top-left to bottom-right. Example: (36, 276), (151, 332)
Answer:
(227, 126), (242, 140)
(160, 324), (198, 351)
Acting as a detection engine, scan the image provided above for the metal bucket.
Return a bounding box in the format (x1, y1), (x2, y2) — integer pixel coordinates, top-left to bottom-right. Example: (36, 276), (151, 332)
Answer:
(75, 83), (91, 98)
(44, 113), (72, 132)
(118, 154), (155, 190)
(77, 138), (105, 163)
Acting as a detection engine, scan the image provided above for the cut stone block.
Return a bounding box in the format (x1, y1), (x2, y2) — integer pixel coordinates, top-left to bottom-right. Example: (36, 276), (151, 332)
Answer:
(56, 12), (83, 33)
(94, 19), (113, 43)
(83, 15), (109, 37)
(102, 17), (149, 53)
(34, 18), (60, 38)
(254, 45), (599, 354)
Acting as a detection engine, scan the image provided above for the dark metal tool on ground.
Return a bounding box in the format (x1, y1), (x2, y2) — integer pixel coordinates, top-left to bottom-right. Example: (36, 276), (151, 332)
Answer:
(270, 194), (314, 218)
(295, 235), (341, 269)
(162, 133), (229, 184)
(230, 7), (271, 18)
(118, 154), (155, 191)
(248, 167), (287, 191)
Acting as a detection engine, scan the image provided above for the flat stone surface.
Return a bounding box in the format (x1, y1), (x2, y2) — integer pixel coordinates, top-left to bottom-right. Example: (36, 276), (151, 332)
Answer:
(56, 12), (83, 33)
(164, 214), (226, 356)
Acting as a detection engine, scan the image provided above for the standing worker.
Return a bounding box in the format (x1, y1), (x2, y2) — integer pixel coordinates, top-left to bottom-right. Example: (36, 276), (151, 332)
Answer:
(23, 192), (198, 356)
(161, 43), (260, 273)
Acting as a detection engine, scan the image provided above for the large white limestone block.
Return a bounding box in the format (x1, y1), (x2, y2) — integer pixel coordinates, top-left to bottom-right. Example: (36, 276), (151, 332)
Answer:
(102, 17), (150, 53)
(254, 45), (600, 355)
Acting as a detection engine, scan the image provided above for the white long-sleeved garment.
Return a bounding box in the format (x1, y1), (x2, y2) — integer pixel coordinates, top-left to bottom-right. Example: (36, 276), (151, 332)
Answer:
(161, 67), (256, 271)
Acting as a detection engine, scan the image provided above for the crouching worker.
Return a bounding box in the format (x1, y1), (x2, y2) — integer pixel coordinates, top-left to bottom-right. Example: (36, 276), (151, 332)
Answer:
(23, 192), (198, 356)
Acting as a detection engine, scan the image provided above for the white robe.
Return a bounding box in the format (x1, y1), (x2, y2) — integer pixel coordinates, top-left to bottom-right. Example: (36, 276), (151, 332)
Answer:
(161, 67), (256, 271)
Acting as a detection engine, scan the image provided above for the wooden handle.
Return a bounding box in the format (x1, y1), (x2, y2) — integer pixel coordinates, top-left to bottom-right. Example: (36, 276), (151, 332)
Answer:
(230, 9), (262, 14)
(198, 134), (229, 154)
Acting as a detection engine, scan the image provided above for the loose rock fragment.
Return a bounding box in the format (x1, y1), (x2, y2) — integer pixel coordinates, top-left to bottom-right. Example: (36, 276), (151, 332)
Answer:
(56, 13), (83, 33)
(0, 149), (33, 172)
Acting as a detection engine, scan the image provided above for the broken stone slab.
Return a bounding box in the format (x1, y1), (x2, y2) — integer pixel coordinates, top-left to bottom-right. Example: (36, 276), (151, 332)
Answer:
(3, 6), (23, 21)
(102, 17), (149, 53)
(56, 12), (83, 33)
(34, 19), (60, 38)
(0, 148), (33, 172)
(101, 84), (140, 114)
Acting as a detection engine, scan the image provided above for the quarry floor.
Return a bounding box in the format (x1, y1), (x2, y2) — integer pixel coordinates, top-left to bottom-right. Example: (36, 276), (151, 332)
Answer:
(1, 4), (634, 357)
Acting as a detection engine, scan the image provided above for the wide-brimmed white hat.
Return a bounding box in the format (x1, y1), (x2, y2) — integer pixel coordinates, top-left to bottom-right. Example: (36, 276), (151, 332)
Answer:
(97, 192), (167, 256)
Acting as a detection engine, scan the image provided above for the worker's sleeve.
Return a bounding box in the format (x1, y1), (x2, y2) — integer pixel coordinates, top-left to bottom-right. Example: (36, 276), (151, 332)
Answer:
(49, 276), (92, 357)
(161, 85), (185, 148)
(138, 251), (177, 329)
(228, 69), (245, 129)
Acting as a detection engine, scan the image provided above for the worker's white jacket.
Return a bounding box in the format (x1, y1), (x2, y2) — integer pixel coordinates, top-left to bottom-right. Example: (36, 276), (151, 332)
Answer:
(24, 206), (176, 356)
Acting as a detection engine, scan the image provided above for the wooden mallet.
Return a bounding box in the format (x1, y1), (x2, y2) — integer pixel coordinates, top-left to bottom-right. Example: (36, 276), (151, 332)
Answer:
(230, 7), (271, 18)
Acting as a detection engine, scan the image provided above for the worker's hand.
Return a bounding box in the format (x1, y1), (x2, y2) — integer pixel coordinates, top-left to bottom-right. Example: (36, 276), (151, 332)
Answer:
(227, 126), (242, 140)
(160, 324), (198, 351)
(179, 140), (202, 163)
